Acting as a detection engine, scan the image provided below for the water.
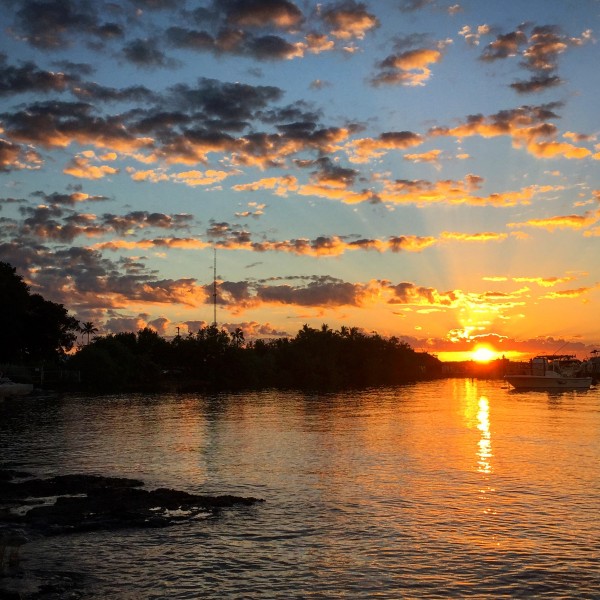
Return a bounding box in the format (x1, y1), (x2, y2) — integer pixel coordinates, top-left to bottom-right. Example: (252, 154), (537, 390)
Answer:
(2, 379), (599, 598)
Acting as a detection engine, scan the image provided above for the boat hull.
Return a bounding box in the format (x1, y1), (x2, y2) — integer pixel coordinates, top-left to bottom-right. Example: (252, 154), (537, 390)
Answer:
(505, 375), (593, 390)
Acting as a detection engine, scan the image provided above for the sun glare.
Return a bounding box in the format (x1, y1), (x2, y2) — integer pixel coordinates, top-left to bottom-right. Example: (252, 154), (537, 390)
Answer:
(471, 345), (496, 363)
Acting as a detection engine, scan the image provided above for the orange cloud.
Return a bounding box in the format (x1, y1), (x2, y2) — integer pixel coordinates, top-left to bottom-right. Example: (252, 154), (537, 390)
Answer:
(127, 168), (170, 183)
(373, 47), (444, 86)
(63, 156), (118, 179)
(386, 281), (459, 307)
(541, 286), (596, 300)
(513, 275), (577, 287)
(321, 3), (379, 40)
(93, 237), (209, 251)
(296, 182), (374, 204)
(233, 174), (299, 195)
(440, 231), (508, 242)
(508, 211), (599, 230)
(347, 131), (423, 163)
(378, 175), (559, 207)
(305, 33), (335, 54)
(93, 233), (436, 257)
(0, 138), (43, 171)
(429, 104), (593, 160)
(403, 149), (442, 163)
(173, 169), (232, 186)
(525, 140), (592, 159)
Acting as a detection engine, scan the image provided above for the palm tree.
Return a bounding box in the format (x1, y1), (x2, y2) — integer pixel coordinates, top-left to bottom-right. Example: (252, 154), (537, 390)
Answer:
(81, 321), (98, 345)
(230, 327), (244, 347)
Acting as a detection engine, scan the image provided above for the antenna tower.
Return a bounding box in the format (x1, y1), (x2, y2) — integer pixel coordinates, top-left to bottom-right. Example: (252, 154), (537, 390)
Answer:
(212, 247), (217, 327)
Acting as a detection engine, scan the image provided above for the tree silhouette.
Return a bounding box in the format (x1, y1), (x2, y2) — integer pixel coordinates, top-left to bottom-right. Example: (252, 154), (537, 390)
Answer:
(80, 322), (98, 345)
(0, 262), (80, 362)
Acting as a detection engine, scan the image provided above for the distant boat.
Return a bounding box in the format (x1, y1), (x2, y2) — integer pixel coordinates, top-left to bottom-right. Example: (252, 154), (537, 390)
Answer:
(0, 376), (34, 399)
(580, 349), (600, 383)
(505, 355), (593, 390)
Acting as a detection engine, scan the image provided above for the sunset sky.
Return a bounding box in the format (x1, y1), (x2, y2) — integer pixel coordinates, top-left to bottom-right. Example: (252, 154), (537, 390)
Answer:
(1, 0), (599, 360)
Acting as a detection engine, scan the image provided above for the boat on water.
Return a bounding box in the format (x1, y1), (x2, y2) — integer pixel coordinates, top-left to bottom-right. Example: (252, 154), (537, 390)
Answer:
(580, 349), (600, 383)
(505, 355), (593, 390)
(0, 376), (34, 399)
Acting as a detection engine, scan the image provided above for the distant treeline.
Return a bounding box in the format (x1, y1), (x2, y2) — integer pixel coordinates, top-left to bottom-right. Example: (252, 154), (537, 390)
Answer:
(1, 260), (441, 391)
(69, 325), (443, 391)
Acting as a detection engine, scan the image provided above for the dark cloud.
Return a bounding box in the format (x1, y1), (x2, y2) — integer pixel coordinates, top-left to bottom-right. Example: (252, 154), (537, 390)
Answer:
(0, 241), (51, 273)
(18, 204), (103, 242)
(510, 74), (562, 94)
(5, 0), (123, 51)
(256, 279), (363, 307)
(311, 157), (358, 187)
(0, 139), (42, 172)
(100, 211), (193, 234)
(212, 275), (367, 309)
(206, 221), (232, 237)
(52, 60), (95, 76)
(0, 240), (203, 312)
(221, 0), (304, 30)
(390, 33), (431, 52)
(428, 102), (563, 138)
(261, 101), (321, 125)
(388, 282), (456, 305)
(480, 29), (527, 62)
(166, 26), (215, 51)
(1, 100), (151, 152)
(31, 190), (111, 205)
(71, 82), (158, 104)
(168, 78), (283, 121)
(522, 25), (568, 72)
(130, 0), (180, 10)
(161, 0), (311, 61)
(319, 1), (379, 38)
(10, 0), (97, 49)
(122, 38), (179, 68)
(0, 197), (27, 205)
(0, 139), (25, 172)
(128, 109), (192, 136)
(397, 0), (433, 12)
(245, 34), (302, 60)
(90, 21), (124, 40)
(0, 54), (77, 96)
(168, 25), (304, 61)
(218, 280), (253, 305)
(479, 24), (590, 94)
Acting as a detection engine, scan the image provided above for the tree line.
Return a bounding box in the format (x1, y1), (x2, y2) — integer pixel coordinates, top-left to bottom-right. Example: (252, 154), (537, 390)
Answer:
(0, 261), (441, 391)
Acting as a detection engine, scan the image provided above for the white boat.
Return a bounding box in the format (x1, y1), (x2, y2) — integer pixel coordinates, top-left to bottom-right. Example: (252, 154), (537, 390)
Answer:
(581, 349), (600, 383)
(0, 376), (34, 399)
(505, 355), (593, 390)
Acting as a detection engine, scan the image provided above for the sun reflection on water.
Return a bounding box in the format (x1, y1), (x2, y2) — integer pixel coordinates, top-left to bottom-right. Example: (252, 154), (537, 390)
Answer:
(476, 396), (493, 474)
(461, 380), (494, 475)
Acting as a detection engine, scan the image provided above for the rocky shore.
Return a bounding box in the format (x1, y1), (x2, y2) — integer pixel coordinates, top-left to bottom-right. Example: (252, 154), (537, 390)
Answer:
(0, 469), (264, 598)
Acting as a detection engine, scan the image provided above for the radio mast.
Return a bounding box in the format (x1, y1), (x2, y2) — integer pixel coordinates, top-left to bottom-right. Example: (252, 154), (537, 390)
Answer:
(212, 247), (217, 327)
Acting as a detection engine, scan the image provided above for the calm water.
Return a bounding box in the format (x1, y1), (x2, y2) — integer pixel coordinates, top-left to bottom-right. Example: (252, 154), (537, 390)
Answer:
(2, 379), (599, 598)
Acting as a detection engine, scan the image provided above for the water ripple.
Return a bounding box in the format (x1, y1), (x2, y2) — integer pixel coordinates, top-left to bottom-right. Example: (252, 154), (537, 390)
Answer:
(2, 381), (599, 598)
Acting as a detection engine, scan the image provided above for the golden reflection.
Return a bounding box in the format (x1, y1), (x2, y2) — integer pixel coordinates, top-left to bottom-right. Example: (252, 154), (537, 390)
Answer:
(461, 380), (494, 474)
(476, 396), (493, 474)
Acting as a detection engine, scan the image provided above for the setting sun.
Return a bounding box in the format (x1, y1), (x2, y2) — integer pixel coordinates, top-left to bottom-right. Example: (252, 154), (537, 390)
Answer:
(472, 345), (497, 363)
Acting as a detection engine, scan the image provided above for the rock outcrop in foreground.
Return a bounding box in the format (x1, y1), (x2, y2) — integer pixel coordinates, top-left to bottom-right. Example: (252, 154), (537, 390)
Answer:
(1, 470), (263, 536)
(0, 469), (264, 598)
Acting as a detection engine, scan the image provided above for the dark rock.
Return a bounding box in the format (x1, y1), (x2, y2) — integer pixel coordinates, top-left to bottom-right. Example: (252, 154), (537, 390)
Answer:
(0, 473), (263, 599)
(0, 469), (32, 482)
(1, 473), (145, 501)
(0, 473), (263, 536)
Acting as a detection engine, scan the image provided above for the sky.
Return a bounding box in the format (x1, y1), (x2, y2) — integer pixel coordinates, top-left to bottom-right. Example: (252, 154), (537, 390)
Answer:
(1, 0), (599, 361)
